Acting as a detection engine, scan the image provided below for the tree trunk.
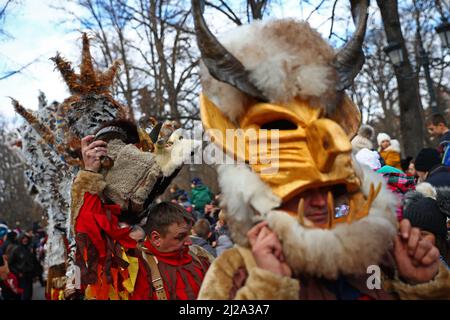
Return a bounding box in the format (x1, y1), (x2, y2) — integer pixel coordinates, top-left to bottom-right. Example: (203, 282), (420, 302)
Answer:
(377, 0), (424, 157)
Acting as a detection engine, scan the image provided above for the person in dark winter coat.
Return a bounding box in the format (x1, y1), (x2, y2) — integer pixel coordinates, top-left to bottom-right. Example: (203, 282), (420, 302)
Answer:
(0, 230), (23, 300)
(0, 231), (17, 257)
(169, 184), (189, 202)
(403, 183), (450, 266)
(7, 233), (40, 300)
(414, 148), (450, 187)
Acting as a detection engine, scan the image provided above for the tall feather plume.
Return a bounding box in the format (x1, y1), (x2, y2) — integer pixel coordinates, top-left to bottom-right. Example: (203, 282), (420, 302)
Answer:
(16, 92), (76, 292)
(48, 32), (127, 163)
(11, 98), (56, 146)
(51, 33), (119, 95)
(50, 54), (82, 95)
(80, 33), (98, 88)
(99, 59), (121, 88)
(11, 98), (82, 166)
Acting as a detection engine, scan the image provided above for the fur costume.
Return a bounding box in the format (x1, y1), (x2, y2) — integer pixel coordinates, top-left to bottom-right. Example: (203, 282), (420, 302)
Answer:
(11, 92), (75, 300)
(192, 0), (450, 300)
(13, 33), (198, 300)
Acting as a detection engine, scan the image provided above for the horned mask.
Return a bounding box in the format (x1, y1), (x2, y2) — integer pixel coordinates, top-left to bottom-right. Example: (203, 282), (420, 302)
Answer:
(192, 0), (384, 231)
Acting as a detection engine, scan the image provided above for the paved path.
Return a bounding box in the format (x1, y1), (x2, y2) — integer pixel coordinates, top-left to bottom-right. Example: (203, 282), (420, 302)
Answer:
(32, 281), (46, 300)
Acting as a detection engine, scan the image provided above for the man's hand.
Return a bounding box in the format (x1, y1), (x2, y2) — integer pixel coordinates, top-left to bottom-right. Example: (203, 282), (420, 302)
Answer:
(81, 135), (107, 172)
(394, 219), (440, 284)
(247, 221), (292, 277)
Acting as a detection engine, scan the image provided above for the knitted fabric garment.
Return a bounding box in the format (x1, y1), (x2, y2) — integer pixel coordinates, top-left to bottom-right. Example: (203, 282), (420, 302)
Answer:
(414, 148), (441, 172)
(403, 197), (447, 239)
(377, 133), (391, 146)
(103, 139), (161, 211)
(351, 135), (373, 152)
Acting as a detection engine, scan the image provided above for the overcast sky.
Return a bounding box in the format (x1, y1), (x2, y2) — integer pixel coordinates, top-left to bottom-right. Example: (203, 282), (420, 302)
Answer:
(0, 0), (88, 126)
(0, 0), (354, 127)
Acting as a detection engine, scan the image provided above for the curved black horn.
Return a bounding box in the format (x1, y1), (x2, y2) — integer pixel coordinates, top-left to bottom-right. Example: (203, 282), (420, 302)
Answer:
(333, 0), (370, 91)
(191, 0), (268, 101)
(149, 122), (163, 144)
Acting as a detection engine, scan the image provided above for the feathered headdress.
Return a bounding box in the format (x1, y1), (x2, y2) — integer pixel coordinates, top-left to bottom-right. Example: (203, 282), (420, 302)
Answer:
(12, 33), (129, 166)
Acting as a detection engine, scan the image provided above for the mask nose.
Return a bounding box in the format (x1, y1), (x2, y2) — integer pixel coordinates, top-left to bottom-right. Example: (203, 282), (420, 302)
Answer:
(306, 119), (351, 173)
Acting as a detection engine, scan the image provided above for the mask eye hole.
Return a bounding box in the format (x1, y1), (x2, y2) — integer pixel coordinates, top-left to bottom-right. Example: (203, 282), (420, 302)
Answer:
(260, 119), (297, 130)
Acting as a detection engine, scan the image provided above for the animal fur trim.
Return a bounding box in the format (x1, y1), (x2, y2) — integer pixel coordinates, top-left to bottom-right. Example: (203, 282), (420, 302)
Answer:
(386, 262), (450, 300)
(384, 139), (401, 153)
(200, 19), (338, 123)
(70, 170), (106, 233)
(189, 244), (215, 264)
(216, 155), (398, 279)
(198, 246), (299, 300)
(235, 267), (300, 300)
(198, 247), (247, 299)
(268, 167), (398, 279)
(415, 182), (437, 199)
(405, 184), (450, 218)
(216, 160), (281, 247)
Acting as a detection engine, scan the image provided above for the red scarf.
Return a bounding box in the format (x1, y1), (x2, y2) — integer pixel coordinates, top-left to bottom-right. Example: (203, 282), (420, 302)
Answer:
(143, 240), (193, 266)
(131, 240), (209, 300)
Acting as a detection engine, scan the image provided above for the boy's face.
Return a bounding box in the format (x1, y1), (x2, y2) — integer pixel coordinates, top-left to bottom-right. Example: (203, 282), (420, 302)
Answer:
(427, 123), (446, 137)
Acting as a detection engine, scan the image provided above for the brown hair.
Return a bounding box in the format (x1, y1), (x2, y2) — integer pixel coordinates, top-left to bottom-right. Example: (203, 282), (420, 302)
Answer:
(427, 113), (448, 127)
(143, 201), (194, 236)
(193, 219), (211, 240)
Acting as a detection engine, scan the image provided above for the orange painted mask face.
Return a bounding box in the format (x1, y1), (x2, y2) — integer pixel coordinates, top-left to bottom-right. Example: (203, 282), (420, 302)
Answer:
(201, 94), (380, 229)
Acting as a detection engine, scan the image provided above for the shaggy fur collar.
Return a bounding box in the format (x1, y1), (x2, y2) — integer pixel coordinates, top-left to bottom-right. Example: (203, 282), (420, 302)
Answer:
(217, 155), (398, 279)
(71, 170), (106, 233)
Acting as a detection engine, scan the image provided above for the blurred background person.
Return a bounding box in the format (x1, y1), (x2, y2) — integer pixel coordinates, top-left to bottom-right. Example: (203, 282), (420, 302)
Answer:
(351, 124), (374, 153)
(377, 133), (402, 170)
(190, 219), (216, 258)
(214, 211), (234, 257)
(414, 148), (450, 187)
(190, 178), (213, 220)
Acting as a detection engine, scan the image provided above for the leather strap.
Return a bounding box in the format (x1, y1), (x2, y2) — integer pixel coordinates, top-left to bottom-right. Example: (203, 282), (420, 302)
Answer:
(141, 250), (167, 300)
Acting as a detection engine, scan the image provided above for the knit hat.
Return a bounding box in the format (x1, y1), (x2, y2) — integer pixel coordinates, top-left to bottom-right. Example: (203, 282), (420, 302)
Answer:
(414, 148), (441, 172)
(403, 197), (447, 239)
(351, 135), (373, 152)
(357, 125), (375, 140)
(355, 148), (381, 170)
(191, 177), (202, 186)
(377, 133), (391, 146)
